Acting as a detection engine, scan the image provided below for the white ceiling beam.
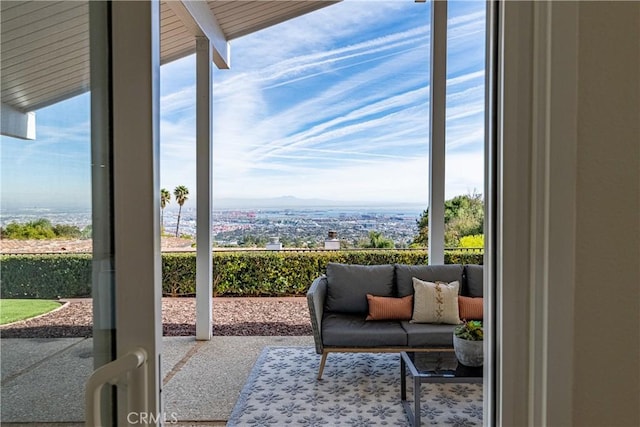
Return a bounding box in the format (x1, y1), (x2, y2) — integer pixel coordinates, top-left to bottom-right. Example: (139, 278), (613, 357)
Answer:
(165, 0), (230, 69)
(0, 103), (36, 140)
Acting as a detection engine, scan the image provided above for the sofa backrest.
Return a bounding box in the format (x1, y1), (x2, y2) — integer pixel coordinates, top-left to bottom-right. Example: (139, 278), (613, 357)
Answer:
(395, 264), (465, 297)
(325, 262), (395, 314)
(463, 264), (483, 297)
(323, 263), (484, 314)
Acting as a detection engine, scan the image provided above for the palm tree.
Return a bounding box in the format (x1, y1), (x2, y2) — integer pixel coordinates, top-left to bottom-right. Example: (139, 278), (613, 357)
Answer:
(160, 188), (171, 232)
(173, 185), (189, 237)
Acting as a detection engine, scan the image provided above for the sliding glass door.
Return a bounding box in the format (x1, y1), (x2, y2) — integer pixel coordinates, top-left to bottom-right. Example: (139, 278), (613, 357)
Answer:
(87, 1), (163, 425)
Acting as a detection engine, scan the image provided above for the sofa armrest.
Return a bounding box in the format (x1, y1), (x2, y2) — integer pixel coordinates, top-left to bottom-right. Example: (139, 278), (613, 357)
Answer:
(307, 275), (327, 354)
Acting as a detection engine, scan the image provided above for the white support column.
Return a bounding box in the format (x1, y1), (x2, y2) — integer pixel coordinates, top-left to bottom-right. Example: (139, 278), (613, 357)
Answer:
(111, 1), (162, 423)
(195, 36), (213, 340)
(428, 0), (447, 265)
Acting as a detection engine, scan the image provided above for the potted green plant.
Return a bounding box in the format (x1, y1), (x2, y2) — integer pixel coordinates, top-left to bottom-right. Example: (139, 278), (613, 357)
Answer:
(453, 320), (484, 367)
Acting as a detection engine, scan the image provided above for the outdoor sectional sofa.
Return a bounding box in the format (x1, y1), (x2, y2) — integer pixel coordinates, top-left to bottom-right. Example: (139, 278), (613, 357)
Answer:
(307, 262), (483, 379)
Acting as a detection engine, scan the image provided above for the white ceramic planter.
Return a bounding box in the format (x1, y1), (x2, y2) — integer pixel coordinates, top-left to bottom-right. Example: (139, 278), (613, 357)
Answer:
(453, 335), (484, 367)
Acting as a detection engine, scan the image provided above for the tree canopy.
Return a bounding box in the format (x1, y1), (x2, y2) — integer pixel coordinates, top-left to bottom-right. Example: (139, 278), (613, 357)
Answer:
(412, 193), (484, 248)
(363, 231), (395, 249)
(1, 219), (89, 240)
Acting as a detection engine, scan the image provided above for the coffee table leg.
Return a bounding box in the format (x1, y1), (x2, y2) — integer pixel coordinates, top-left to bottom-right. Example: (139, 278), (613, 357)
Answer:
(400, 355), (416, 426)
(414, 377), (421, 427)
(401, 356), (407, 401)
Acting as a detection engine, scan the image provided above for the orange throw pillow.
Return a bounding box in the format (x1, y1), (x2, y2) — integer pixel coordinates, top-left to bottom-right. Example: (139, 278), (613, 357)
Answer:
(458, 296), (483, 320)
(366, 294), (413, 321)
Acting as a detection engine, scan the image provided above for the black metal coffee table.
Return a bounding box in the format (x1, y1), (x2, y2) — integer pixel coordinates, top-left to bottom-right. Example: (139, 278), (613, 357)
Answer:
(400, 351), (482, 427)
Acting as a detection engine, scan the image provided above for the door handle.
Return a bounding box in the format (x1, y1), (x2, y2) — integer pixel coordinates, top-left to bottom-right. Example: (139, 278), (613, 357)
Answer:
(85, 348), (148, 426)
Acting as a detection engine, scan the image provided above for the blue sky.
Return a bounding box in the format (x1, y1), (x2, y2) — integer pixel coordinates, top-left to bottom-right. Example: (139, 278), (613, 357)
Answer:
(0, 0), (485, 211)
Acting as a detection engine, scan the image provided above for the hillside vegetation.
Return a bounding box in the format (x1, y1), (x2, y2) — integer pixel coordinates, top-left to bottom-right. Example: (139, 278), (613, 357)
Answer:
(1, 219), (91, 240)
(412, 193), (484, 248)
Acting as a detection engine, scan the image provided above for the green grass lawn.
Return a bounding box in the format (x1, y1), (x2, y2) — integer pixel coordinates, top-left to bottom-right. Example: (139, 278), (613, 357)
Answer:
(0, 299), (62, 325)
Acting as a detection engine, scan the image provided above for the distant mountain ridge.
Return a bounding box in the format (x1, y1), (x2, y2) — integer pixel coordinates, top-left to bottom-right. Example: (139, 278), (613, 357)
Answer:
(213, 196), (424, 209)
(1, 196), (425, 214)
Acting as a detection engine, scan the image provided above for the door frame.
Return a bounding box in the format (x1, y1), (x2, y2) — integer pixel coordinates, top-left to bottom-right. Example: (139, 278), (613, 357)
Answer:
(93, 1), (582, 425)
(493, 1), (579, 425)
(112, 1), (163, 423)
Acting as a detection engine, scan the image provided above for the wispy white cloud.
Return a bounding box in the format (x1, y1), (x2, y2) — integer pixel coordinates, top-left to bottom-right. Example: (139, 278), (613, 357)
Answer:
(3, 1), (489, 210)
(160, 85), (196, 116)
(252, 86), (428, 159)
(447, 70), (484, 87)
(220, 27), (428, 91)
(225, 0), (418, 69)
(160, 0), (487, 204)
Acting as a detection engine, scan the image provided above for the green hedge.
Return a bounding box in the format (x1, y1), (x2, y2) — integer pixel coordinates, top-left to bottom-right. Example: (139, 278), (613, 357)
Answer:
(0, 254), (92, 299)
(0, 250), (483, 298)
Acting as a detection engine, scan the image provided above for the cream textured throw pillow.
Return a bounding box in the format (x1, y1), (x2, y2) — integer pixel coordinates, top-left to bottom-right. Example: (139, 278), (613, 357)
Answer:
(410, 278), (462, 324)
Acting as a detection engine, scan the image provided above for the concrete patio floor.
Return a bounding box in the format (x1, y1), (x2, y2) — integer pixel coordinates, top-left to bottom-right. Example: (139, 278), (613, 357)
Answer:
(1, 335), (315, 426)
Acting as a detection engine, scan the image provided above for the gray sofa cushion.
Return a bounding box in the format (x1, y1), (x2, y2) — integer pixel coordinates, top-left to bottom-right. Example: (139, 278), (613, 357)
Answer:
(464, 264), (483, 297)
(395, 264), (465, 297)
(325, 263), (394, 314)
(401, 321), (457, 347)
(322, 313), (408, 347)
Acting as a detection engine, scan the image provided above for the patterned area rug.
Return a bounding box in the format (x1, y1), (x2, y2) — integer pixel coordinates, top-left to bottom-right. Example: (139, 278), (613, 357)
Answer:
(228, 347), (483, 426)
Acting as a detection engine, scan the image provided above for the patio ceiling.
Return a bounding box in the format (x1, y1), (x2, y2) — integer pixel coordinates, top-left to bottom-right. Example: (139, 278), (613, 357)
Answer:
(0, 0), (338, 134)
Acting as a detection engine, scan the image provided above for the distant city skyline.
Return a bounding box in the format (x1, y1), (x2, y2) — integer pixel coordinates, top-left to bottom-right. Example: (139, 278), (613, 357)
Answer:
(0, 1), (485, 211)
(0, 204), (425, 248)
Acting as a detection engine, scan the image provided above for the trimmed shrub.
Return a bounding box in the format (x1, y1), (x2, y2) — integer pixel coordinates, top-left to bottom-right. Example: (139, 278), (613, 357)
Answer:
(0, 254), (92, 298)
(167, 250), (481, 296)
(162, 253), (196, 297)
(445, 251), (485, 265)
(458, 234), (484, 250)
(0, 250), (483, 298)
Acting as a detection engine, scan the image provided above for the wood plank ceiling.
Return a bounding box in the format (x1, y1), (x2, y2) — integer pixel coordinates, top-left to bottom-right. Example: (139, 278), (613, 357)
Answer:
(1, 0), (337, 113)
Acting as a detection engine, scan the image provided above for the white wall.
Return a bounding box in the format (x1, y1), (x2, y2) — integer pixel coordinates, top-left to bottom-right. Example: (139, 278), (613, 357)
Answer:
(498, 2), (639, 424)
(573, 2), (640, 426)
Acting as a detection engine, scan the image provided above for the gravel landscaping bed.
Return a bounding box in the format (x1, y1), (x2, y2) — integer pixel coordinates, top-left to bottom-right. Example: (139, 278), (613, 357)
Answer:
(0, 297), (312, 338)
